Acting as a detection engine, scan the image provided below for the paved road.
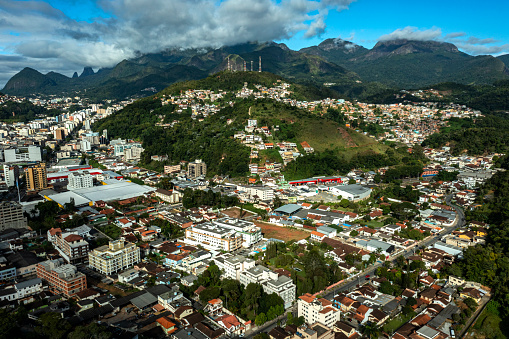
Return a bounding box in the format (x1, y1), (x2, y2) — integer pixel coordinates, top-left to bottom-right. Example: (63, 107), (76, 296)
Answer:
(322, 194), (465, 300)
(242, 195), (466, 338)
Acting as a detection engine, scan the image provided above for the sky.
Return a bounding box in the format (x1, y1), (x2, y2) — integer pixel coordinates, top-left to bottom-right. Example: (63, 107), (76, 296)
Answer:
(0, 0), (508, 87)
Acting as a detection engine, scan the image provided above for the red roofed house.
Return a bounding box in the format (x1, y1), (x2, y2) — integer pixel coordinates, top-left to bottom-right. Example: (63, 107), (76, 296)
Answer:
(205, 298), (223, 316)
(156, 316), (177, 335)
(310, 231), (326, 242)
(216, 314), (243, 335)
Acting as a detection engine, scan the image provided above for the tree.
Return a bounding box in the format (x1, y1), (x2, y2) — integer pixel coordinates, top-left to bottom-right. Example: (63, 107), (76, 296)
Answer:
(362, 323), (381, 339)
(36, 312), (72, 339)
(199, 286), (221, 303)
(244, 283), (263, 316)
(68, 323), (112, 339)
(350, 230), (359, 237)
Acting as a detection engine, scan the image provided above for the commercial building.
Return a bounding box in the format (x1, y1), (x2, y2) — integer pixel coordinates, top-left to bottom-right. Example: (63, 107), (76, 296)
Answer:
(88, 240), (141, 275)
(330, 184), (372, 202)
(3, 164), (19, 187)
(239, 265), (296, 308)
(25, 163), (48, 191)
(185, 223), (243, 252)
(4, 146), (42, 163)
(297, 293), (341, 328)
(0, 201), (28, 231)
(67, 171), (94, 190)
(36, 259), (87, 297)
(187, 159), (207, 178)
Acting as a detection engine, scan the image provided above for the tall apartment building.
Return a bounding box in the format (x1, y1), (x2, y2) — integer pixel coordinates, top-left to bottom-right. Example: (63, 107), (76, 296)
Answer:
(187, 159), (207, 178)
(67, 171), (93, 190)
(36, 259), (87, 297)
(0, 201), (28, 231)
(113, 141), (143, 156)
(3, 164), (19, 187)
(25, 163), (48, 191)
(88, 240), (140, 275)
(52, 231), (89, 264)
(297, 293), (341, 328)
(54, 128), (66, 140)
(4, 145), (42, 163)
(239, 265), (296, 308)
(185, 223), (243, 252)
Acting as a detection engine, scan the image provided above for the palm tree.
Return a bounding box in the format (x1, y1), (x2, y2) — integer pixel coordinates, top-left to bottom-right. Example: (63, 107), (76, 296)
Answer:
(362, 322), (381, 339)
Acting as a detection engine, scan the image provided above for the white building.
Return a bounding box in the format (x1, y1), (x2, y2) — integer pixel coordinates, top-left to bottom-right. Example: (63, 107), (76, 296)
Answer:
(68, 171), (94, 190)
(330, 184), (372, 202)
(239, 265), (296, 308)
(118, 268), (140, 283)
(297, 293), (341, 328)
(124, 146), (144, 161)
(185, 223), (243, 252)
(212, 217), (262, 247)
(3, 164), (19, 187)
(88, 240), (141, 275)
(238, 185), (274, 201)
(0, 278), (43, 302)
(215, 254), (256, 280)
(4, 146), (42, 163)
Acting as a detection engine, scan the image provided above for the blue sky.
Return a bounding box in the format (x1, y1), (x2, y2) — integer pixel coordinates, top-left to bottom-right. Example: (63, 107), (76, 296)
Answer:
(0, 0), (508, 85)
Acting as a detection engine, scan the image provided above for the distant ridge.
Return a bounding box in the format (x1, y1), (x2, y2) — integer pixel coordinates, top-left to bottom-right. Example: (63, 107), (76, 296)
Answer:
(3, 39), (509, 99)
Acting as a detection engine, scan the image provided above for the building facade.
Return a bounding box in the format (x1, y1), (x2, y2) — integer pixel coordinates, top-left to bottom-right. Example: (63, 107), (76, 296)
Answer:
(67, 171), (94, 190)
(3, 164), (19, 187)
(4, 146), (42, 163)
(297, 293), (341, 328)
(0, 201), (28, 231)
(239, 265), (296, 308)
(187, 159), (207, 178)
(25, 162), (48, 191)
(88, 240), (141, 275)
(36, 259), (87, 297)
(185, 223), (243, 252)
(53, 231), (90, 263)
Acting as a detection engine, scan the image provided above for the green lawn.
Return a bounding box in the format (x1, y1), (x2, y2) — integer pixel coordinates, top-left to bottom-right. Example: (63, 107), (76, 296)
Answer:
(364, 220), (384, 228)
(383, 312), (416, 333)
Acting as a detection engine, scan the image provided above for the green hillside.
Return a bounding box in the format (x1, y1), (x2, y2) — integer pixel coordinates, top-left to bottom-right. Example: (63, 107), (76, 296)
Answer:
(93, 72), (396, 178)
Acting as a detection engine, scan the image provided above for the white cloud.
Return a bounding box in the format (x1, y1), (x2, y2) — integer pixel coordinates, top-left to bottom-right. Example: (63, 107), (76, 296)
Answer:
(0, 0), (356, 86)
(378, 26), (442, 42)
(444, 32), (466, 39)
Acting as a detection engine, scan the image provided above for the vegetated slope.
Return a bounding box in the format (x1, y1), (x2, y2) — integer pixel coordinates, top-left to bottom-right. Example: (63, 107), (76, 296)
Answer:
(93, 72), (390, 177)
(422, 114), (509, 155)
(498, 54), (509, 67)
(0, 95), (61, 122)
(301, 39), (509, 88)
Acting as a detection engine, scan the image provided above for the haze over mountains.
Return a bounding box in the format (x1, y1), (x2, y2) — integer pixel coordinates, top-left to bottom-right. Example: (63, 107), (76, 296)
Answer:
(3, 38), (509, 100)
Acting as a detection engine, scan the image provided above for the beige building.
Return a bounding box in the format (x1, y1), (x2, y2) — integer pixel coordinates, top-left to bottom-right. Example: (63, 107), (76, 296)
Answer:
(25, 162), (48, 191)
(164, 164), (181, 174)
(187, 159), (206, 178)
(185, 223), (242, 252)
(297, 293), (341, 328)
(154, 188), (182, 204)
(88, 240), (140, 275)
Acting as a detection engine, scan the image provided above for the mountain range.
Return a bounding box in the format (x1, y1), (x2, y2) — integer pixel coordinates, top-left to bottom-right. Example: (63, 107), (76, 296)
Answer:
(3, 39), (509, 100)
